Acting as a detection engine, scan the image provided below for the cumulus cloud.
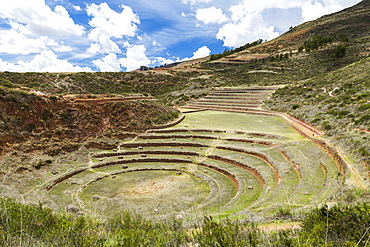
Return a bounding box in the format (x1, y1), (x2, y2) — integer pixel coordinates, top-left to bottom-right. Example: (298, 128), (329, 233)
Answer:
(0, 50), (92, 72)
(192, 46), (211, 59)
(0, 0), (84, 36)
(0, 0), (82, 57)
(0, 29), (72, 54)
(182, 46), (211, 61)
(86, 3), (140, 54)
(86, 3), (139, 38)
(215, 0), (307, 47)
(217, 12), (279, 48)
(92, 53), (121, 72)
(120, 44), (151, 71)
(86, 33), (121, 54)
(301, 0), (341, 22)
(196, 7), (228, 24)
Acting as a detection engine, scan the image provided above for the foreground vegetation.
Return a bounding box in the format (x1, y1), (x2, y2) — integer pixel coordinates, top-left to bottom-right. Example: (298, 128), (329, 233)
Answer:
(1, 197), (369, 246)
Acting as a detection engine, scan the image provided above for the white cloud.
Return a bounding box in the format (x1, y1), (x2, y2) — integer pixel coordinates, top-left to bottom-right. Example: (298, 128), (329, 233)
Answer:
(120, 44), (151, 71)
(0, 0), (84, 36)
(182, 46), (211, 61)
(86, 33), (121, 54)
(153, 57), (175, 66)
(215, 0), (306, 48)
(301, 0), (341, 22)
(92, 53), (121, 72)
(73, 5), (82, 11)
(0, 50), (92, 72)
(196, 7), (228, 24)
(192, 46), (211, 59)
(182, 0), (213, 5)
(0, 29), (72, 54)
(86, 3), (140, 55)
(86, 3), (140, 38)
(217, 11), (279, 48)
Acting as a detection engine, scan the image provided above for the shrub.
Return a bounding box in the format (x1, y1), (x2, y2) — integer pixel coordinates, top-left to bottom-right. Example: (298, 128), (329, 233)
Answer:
(358, 104), (370, 111)
(300, 204), (370, 246)
(0, 79), (15, 88)
(335, 45), (347, 58)
(321, 121), (332, 130)
(292, 104), (300, 110)
(193, 216), (260, 247)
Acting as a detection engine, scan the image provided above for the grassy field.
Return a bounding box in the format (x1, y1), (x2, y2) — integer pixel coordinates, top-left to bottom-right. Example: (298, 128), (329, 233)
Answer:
(4, 109), (355, 223)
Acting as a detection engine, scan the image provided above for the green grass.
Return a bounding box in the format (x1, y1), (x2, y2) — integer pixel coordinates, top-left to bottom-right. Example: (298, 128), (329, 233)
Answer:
(1, 110), (349, 221)
(202, 159), (263, 217)
(175, 111), (304, 139)
(81, 170), (210, 217)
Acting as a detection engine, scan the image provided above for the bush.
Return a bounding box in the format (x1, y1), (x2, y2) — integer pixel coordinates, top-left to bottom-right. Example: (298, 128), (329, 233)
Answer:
(321, 121), (332, 130)
(292, 104), (300, 110)
(193, 216), (260, 247)
(335, 45), (347, 58)
(300, 204), (370, 246)
(0, 79), (16, 88)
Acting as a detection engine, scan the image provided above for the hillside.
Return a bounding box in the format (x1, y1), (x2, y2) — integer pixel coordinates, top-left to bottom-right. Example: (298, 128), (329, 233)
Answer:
(0, 1), (369, 246)
(266, 56), (370, 169)
(0, 87), (180, 156)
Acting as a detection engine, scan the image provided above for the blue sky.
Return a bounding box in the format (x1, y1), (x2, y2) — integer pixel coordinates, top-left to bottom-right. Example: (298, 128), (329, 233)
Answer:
(0, 0), (361, 72)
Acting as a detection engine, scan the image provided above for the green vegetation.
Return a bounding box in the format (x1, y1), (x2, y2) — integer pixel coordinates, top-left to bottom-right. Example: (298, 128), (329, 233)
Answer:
(298, 33), (349, 53)
(209, 39), (264, 61)
(1, 197), (369, 246)
(300, 203), (370, 246)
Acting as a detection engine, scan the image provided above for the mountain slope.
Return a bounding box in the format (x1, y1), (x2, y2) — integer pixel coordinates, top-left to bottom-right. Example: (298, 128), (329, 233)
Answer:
(266, 56), (370, 168)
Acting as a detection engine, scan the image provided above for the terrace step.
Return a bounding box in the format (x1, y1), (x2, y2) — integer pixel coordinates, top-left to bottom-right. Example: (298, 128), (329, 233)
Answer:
(45, 108), (343, 220)
(186, 86), (278, 111)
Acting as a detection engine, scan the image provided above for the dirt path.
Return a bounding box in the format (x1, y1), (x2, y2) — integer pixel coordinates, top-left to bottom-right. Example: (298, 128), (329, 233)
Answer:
(323, 140), (368, 189)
